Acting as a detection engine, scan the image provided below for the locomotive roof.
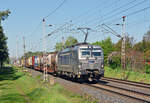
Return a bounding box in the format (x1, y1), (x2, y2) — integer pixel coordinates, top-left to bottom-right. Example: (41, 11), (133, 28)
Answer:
(66, 42), (102, 48)
(65, 42), (88, 48)
(59, 42), (102, 53)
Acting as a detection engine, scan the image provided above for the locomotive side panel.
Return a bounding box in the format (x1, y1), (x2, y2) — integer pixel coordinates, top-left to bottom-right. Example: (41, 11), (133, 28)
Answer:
(58, 51), (73, 73)
(57, 47), (79, 75)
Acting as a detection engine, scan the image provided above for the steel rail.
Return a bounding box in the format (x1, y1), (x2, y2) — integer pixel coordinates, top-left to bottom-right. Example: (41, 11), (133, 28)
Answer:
(101, 77), (150, 89)
(86, 83), (150, 103)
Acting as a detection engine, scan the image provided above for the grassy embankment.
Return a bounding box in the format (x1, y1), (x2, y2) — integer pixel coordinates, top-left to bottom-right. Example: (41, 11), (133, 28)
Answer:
(0, 65), (97, 103)
(104, 66), (150, 84)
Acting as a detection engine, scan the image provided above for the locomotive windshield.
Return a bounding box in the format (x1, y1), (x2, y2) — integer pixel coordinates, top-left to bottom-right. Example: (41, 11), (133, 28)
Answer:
(92, 52), (101, 57)
(81, 51), (90, 58)
(80, 47), (102, 58)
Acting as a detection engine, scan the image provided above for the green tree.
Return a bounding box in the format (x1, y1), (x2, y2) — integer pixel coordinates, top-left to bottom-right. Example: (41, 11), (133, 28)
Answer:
(144, 50), (150, 61)
(55, 42), (63, 51)
(93, 37), (115, 64)
(0, 26), (9, 68)
(0, 10), (10, 68)
(55, 36), (78, 51)
(108, 53), (121, 69)
(133, 29), (150, 52)
(133, 42), (143, 51)
(65, 36), (78, 47)
(143, 29), (150, 42)
(0, 10), (11, 25)
(115, 36), (134, 51)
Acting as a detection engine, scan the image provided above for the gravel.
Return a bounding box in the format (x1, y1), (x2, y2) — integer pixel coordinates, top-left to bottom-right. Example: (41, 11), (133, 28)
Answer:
(24, 67), (148, 103)
(100, 80), (150, 96)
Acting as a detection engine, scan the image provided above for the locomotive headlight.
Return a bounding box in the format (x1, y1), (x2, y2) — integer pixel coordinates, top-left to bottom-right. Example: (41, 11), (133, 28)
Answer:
(78, 62), (82, 69)
(79, 72), (81, 74)
(101, 64), (104, 68)
(78, 65), (81, 68)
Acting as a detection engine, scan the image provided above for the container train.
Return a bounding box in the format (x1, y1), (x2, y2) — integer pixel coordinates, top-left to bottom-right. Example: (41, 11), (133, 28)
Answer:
(18, 43), (104, 82)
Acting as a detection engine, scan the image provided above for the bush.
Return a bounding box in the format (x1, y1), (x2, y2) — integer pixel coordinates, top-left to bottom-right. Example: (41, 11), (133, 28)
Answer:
(108, 55), (121, 69)
(145, 64), (150, 74)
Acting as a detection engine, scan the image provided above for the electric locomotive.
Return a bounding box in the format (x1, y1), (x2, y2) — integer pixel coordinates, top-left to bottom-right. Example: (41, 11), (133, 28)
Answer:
(57, 43), (104, 81)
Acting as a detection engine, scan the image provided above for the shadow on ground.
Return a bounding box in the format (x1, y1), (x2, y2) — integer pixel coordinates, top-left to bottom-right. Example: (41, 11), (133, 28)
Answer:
(0, 66), (23, 81)
(0, 93), (27, 103)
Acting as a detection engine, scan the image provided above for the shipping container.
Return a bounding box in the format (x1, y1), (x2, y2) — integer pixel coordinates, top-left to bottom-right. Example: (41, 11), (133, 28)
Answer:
(47, 52), (57, 73)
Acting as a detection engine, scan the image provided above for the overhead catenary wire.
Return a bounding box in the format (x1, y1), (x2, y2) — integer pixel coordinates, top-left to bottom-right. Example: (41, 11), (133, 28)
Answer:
(70, 0), (121, 25)
(44, 0), (67, 19)
(28, 0), (67, 39)
(79, 0), (147, 28)
(77, 0), (138, 27)
(26, 0), (150, 55)
(98, 0), (148, 25)
(59, 0), (122, 33)
(126, 5), (150, 17)
(42, 0), (126, 40)
(98, 0), (148, 27)
(26, 0), (67, 54)
(104, 4), (150, 25)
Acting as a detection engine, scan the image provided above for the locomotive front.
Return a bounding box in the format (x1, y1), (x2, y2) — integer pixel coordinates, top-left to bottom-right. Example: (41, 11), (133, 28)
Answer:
(78, 44), (104, 81)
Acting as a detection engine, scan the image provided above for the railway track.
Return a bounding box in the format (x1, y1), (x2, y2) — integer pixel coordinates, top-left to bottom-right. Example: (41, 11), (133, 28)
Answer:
(26, 67), (150, 103)
(86, 83), (150, 103)
(101, 77), (150, 89)
(83, 77), (150, 102)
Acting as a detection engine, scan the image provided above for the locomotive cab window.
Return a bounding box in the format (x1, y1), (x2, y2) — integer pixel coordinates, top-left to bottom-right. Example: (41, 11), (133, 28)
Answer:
(80, 48), (91, 58)
(92, 52), (101, 57)
(81, 51), (90, 58)
(82, 51), (90, 56)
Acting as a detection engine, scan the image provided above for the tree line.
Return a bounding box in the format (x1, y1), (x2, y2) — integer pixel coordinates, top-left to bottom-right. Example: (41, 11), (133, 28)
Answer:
(54, 30), (150, 73)
(0, 10), (10, 68)
(93, 30), (150, 73)
(25, 30), (150, 73)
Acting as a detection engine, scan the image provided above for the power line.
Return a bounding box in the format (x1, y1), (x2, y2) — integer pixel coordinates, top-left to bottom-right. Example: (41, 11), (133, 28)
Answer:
(70, 0), (122, 29)
(105, 4), (150, 25)
(126, 5), (150, 17)
(98, 0), (148, 25)
(60, 0), (122, 32)
(44, 0), (67, 19)
(28, 0), (67, 43)
(40, 0), (123, 40)
(80, 0), (147, 27)
(78, 0), (138, 27)
(71, 0), (120, 24)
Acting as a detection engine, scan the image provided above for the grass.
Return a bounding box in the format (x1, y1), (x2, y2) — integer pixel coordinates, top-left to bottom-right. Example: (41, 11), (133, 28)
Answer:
(0, 65), (97, 103)
(104, 66), (150, 84)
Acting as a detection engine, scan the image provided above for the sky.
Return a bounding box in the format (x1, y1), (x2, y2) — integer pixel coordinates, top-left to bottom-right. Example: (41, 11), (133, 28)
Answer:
(1, 0), (150, 58)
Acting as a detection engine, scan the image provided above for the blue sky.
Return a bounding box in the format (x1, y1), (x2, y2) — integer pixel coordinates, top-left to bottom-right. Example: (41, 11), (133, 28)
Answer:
(1, 0), (150, 58)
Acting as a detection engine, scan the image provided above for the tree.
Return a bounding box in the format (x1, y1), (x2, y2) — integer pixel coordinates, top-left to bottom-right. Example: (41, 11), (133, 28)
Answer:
(115, 35), (134, 51)
(0, 10), (11, 25)
(55, 42), (63, 52)
(133, 29), (150, 52)
(55, 36), (78, 51)
(144, 50), (150, 61)
(0, 26), (9, 68)
(0, 10), (10, 68)
(108, 53), (121, 69)
(65, 36), (78, 47)
(93, 37), (115, 64)
(143, 29), (150, 42)
(133, 42), (143, 51)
